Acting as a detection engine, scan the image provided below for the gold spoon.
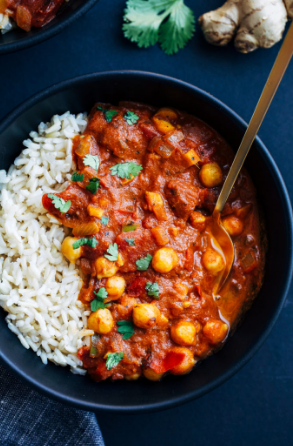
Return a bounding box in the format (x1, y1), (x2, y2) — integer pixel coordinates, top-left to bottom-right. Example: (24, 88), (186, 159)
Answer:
(211, 22), (293, 294)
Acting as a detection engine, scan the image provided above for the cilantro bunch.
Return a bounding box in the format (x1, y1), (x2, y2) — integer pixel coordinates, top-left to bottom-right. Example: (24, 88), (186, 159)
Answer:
(123, 0), (195, 55)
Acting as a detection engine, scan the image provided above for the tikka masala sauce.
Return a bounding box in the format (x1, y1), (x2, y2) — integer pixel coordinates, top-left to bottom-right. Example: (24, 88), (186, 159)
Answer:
(42, 102), (266, 381)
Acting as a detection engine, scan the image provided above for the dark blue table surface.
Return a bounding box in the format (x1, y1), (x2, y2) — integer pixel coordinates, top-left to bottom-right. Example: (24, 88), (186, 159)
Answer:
(1, 1), (293, 445)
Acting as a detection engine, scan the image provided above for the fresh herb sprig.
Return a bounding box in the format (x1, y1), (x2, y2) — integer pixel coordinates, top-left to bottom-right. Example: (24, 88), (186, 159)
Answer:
(83, 154), (99, 171)
(47, 194), (71, 214)
(123, 0), (195, 55)
(106, 352), (124, 370)
(86, 178), (100, 194)
(72, 237), (98, 249)
(117, 320), (135, 340)
(97, 106), (118, 123)
(145, 281), (160, 298)
(71, 172), (84, 182)
(125, 238), (135, 246)
(104, 243), (119, 261)
(101, 216), (109, 226)
(124, 111), (139, 125)
(136, 254), (152, 271)
(91, 287), (109, 311)
(110, 162), (142, 179)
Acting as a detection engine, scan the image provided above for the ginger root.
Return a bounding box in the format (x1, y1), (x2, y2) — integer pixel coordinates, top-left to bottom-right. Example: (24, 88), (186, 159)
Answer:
(199, 0), (293, 53)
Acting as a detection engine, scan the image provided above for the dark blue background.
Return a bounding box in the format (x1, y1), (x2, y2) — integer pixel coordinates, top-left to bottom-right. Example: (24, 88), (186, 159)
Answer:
(1, 1), (293, 445)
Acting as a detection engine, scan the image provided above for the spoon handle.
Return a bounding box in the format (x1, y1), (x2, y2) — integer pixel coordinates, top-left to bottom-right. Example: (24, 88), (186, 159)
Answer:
(214, 22), (293, 214)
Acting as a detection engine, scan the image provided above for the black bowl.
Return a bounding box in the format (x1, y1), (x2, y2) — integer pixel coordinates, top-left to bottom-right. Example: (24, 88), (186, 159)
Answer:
(0, 71), (292, 413)
(0, 0), (98, 55)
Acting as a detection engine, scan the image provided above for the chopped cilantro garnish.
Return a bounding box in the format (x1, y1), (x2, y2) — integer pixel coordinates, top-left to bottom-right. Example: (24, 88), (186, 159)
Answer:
(117, 320), (135, 340)
(101, 216), (109, 226)
(71, 172), (84, 182)
(124, 111), (139, 125)
(97, 106), (118, 123)
(145, 281), (160, 298)
(47, 194), (71, 214)
(86, 177), (100, 194)
(123, 0), (195, 55)
(72, 237), (98, 249)
(91, 287), (109, 311)
(83, 154), (99, 171)
(110, 162), (142, 179)
(104, 243), (119, 261)
(136, 254), (152, 271)
(106, 352), (124, 370)
(125, 238), (135, 246)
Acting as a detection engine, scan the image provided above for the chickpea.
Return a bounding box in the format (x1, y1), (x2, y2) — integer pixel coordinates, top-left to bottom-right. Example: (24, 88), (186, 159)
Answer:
(105, 276), (125, 299)
(190, 211), (206, 232)
(143, 367), (164, 381)
(202, 248), (225, 275)
(203, 319), (228, 344)
(199, 162), (223, 188)
(95, 257), (119, 279)
(169, 347), (195, 375)
(87, 308), (114, 334)
(222, 215), (243, 236)
(152, 247), (179, 273)
(61, 237), (82, 263)
(125, 373), (141, 381)
(171, 320), (200, 346)
(133, 303), (160, 329)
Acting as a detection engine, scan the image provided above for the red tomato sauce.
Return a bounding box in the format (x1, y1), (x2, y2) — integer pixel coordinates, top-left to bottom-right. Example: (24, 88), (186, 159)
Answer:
(42, 102), (266, 381)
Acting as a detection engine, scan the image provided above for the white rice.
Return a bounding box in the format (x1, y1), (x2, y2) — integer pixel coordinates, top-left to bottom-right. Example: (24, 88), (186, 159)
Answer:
(0, 111), (94, 374)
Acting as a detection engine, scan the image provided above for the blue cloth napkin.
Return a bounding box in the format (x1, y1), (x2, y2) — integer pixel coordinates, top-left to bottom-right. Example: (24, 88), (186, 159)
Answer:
(0, 364), (105, 446)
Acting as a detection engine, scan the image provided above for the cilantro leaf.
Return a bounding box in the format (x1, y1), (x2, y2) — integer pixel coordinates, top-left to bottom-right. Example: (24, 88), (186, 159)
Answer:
(71, 172), (84, 182)
(106, 352), (124, 370)
(97, 106), (107, 113)
(145, 281), (160, 298)
(124, 111), (139, 125)
(125, 238), (135, 246)
(110, 162), (142, 179)
(86, 178), (100, 194)
(105, 110), (118, 122)
(159, 1), (195, 55)
(104, 243), (119, 261)
(117, 320), (135, 340)
(95, 287), (108, 299)
(72, 237), (98, 249)
(136, 254), (152, 271)
(101, 216), (109, 226)
(123, 0), (195, 55)
(97, 106), (118, 123)
(83, 154), (99, 171)
(47, 194), (71, 214)
(91, 287), (109, 311)
(91, 300), (107, 310)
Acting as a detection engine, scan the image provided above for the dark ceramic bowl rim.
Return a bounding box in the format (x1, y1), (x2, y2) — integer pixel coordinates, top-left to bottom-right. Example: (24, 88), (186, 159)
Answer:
(0, 0), (98, 55)
(0, 71), (292, 413)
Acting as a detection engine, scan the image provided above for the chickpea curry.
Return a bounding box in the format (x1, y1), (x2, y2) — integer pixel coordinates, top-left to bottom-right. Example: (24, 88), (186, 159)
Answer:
(42, 102), (266, 382)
